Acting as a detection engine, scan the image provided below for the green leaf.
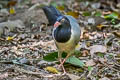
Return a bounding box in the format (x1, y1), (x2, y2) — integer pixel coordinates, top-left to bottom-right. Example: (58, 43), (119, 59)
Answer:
(50, 0), (65, 7)
(82, 11), (91, 16)
(66, 56), (85, 67)
(95, 11), (102, 17)
(111, 18), (116, 24)
(88, 66), (93, 71)
(97, 52), (104, 58)
(43, 52), (58, 61)
(43, 52), (67, 62)
(44, 52), (84, 67)
(104, 12), (119, 19)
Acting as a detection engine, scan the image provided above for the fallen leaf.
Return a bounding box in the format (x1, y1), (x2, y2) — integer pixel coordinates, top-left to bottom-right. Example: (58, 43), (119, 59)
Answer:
(113, 31), (120, 38)
(97, 52), (105, 58)
(43, 52), (67, 62)
(90, 45), (107, 54)
(88, 66), (93, 71)
(56, 6), (65, 11)
(104, 12), (119, 19)
(94, 11), (102, 17)
(102, 11), (111, 15)
(83, 32), (90, 39)
(90, 45), (107, 57)
(82, 50), (89, 57)
(96, 24), (105, 30)
(85, 59), (96, 66)
(98, 58), (107, 63)
(7, 1), (17, 7)
(99, 77), (110, 80)
(6, 36), (14, 40)
(67, 73), (80, 80)
(40, 40), (57, 50)
(114, 23), (120, 28)
(91, 3), (101, 9)
(43, 52), (58, 61)
(82, 11), (91, 16)
(45, 66), (59, 74)
(66, 56), (85, 67)
(9, 7), (15, 14)
(66, 11), (79, 18)
(0, 73), (8, 80)
(87, 18), (95, 25)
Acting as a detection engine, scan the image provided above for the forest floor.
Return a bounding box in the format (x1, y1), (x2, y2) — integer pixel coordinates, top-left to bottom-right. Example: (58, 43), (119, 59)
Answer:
(0, 0), (120, 80)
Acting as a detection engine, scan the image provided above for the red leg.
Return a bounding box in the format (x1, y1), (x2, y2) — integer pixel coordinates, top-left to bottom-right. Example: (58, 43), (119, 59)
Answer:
(59, 58), (66, 74)
(58, 54), (70, 71)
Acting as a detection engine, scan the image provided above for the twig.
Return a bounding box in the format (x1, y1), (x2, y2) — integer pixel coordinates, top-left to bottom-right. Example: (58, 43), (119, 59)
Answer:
(79, 71), (87, 79)
(14, 67), (42, 75)
(0, 61), (13, 64)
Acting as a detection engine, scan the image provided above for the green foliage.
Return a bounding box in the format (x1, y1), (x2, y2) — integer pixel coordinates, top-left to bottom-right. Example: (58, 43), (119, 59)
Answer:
(43, 52), (67, 62)
(97, 52), (104, 58)
(82, 11), (91, 16)
(95, 11), (102, 17)
(66, 56), (85, 67)
(43, 52), (85, 67)
(50, 0), (65, 7)
(104, 12), (118, 19)
(88, 66), (93, 71)
(43, 52), (58, 61)
(104, 12), (120, 24)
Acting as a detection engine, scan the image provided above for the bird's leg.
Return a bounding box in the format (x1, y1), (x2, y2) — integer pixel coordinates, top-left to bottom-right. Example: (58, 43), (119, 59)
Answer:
(58, 54), (70, 70)
(59, 58), (66, 74)
(58, 51), (66, 73)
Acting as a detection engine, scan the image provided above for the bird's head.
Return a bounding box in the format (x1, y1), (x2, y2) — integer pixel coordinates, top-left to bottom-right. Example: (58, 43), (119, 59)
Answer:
(54, 16), (70, 27)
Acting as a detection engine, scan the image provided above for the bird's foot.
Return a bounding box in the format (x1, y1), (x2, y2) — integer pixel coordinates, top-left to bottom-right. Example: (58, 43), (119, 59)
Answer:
(58, 59), (67, 74)
(58, 57), (67, 68)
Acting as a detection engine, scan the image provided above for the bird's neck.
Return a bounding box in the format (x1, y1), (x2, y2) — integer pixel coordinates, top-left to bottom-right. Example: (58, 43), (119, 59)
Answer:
(53, 23), (71, 43)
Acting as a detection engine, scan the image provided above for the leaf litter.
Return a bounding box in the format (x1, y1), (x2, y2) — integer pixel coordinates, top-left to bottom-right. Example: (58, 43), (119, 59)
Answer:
(0, 0), (120, 80)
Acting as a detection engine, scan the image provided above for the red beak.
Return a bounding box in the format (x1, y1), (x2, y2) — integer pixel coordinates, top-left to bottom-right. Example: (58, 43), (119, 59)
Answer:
(54, 21), (61, 27)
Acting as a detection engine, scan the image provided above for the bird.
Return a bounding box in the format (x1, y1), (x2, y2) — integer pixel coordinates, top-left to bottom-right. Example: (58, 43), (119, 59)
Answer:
(42, 5), (81, 73)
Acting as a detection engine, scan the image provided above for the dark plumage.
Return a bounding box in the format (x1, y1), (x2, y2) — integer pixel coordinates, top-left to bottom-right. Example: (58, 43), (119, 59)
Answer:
(54, 24), (71, 43)
(54, 16), (71, 43)
(42, 5), (81, 73)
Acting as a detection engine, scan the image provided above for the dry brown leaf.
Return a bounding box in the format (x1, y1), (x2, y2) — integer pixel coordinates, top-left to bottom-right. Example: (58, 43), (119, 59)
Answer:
(86, 42), (91, 47)
(0, 73), (8, 80)
(113, 31), (120, 38)
(67, 73), (80, 80)
(66, 11), (79, 18)
(90, 45), (107, 54)
(83, 32), (90, 39)
(102, 11), (112, 15)
(99, 77), (110, 80)
(82, 50), (89, 57)
(99, 58), (107, 63)
(85, 59), (96, 67)
(56, 6), (65, 11)
(96, 24), (105, 30)
(40, 40), (56, 50)
(90, 45), (107, 57)
(7, 1), (17, 7)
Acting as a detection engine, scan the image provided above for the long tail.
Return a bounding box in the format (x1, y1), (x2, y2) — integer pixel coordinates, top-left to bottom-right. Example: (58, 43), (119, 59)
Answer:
(42, 5), (62, 25)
